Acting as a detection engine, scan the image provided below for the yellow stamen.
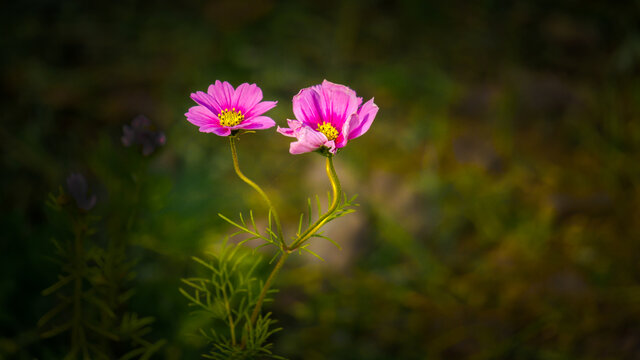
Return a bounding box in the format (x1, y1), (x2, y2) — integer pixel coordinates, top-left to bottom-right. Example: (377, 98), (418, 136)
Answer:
(317, 122), (338, 141)
(219, 108), (244, 127)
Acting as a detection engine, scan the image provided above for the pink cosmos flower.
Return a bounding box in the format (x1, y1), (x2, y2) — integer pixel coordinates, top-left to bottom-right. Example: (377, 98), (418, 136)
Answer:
(277, 80), (378, 155)
(185, 81), (277, 136)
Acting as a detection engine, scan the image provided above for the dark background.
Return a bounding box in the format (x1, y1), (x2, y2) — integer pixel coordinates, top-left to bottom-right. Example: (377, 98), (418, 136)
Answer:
(2, 0), (640, 359)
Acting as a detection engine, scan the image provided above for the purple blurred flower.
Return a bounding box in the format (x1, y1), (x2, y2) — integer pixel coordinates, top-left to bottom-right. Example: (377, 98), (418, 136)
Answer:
(66, 173), (96, 211)
(277, 80), (378, 155)
(122, 115), (166, 156)
(185, 81), (277, 136)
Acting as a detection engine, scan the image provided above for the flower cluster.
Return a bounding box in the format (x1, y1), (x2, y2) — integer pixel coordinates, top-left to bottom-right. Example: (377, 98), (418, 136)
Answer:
(185, 80), (378, 154)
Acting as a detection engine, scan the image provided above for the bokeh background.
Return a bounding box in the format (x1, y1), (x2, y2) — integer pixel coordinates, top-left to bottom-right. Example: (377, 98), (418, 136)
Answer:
(3, 0), (640, 359)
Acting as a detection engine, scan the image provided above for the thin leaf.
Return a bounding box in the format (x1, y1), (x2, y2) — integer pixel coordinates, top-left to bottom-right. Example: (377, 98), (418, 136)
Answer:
(299, 246), (325, 262)
(40, 321), (71, 338)
(83, 293), (116, 318)
(311, 233), (342, 250)
(139, 339), (166, 360)
(297, 213), (304, 237)
(192, 256), (216, 272)
(315, 194), (322, 218)
(237, 236), (260, 246)
(42, 274), (73, 296)
(38, 300), (69, 327)
(249, 210), (258, 232)
(84, 320), (119, 341)
(181, 279), (207, 292)
(119, 347), (146, 360)
(218, 213), (248, 232)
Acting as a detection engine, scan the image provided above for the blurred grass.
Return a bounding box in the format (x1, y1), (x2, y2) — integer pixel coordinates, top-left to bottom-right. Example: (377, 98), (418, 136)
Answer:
(2, 0), (640, 359)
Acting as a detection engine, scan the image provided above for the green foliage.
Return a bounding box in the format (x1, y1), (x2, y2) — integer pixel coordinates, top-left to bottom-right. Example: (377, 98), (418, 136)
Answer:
(181, 151), (358, 358)
(309, 193), (357, 239)
(180, 243), (284, 359)
(39, 187), (164, 359)
(292, 192), (358, 261)
(218, 210), (282, 253)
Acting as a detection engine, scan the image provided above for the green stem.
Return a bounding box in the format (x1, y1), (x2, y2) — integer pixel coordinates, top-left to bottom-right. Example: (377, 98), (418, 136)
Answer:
(248, 252), (289, 326)
(221, 287), (236, 345)
(126, 170), (144, 231)
(72, 219), (85, 356)
(288, 156), (341, 250)
(247, 155), (341, 330)
(229, 136), (285, 248)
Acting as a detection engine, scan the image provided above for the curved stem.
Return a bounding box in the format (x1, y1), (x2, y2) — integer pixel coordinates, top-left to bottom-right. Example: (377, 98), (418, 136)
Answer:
(246, 156), (341, 334)
(248, 252), (289, 326)
(229, 136), (285, 247)
(288, 156), (341, 250)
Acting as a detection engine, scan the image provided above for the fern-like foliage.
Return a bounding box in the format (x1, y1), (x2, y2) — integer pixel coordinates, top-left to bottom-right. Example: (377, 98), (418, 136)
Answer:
(40, 187), (165, 359)
(291, 192), (358, 261)
(218, 210), (283, 253)
(182, 174), (357, 359)
(93, 244), (167, 359)
(180, 242), (285, 359)
(39, 191), (105, 359)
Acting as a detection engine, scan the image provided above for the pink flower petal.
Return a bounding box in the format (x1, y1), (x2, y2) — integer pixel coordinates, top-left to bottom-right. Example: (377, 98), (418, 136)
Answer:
(245, 101), (277, 119)
(293, 88), (325, 127)
(336, 113), (359, 148)
(292, 80), (362, 131)
(321, 80), (358, 99)
(233, 83), (263, 112)
(207, 80), (235, 110)
(236, 116), (276, 130)
(277, 119), (304, 137)
(282, 81), (377, 154)
(200, 124), (231, 136)
(191, 91), (223, 115)
(288, 126), (329, 154)
(349, 98), (378, 140)
(185, 105), (219, 127)
(320, 84), (360, 129)
(326, 140), (337, 154)
(188, 81), (277, 137)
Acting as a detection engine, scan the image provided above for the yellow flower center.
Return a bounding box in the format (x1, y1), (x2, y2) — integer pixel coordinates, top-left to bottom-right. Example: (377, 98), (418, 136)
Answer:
(317, 122), (338, 141)
(218, 108), (244, 127)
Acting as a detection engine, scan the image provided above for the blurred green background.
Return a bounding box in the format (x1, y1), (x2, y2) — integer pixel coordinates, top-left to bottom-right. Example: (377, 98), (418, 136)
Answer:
(2, 0), (640, 359)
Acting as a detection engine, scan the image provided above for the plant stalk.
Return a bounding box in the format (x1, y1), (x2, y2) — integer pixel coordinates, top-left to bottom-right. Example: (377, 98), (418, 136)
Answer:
(288, 155), (341, 250)
(72, 219), (84, 355)
(247, 155), (341, 330)
(221, 287), (237, 346)
(229, 136), (285, 248)
(248, 252), (289, 326)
